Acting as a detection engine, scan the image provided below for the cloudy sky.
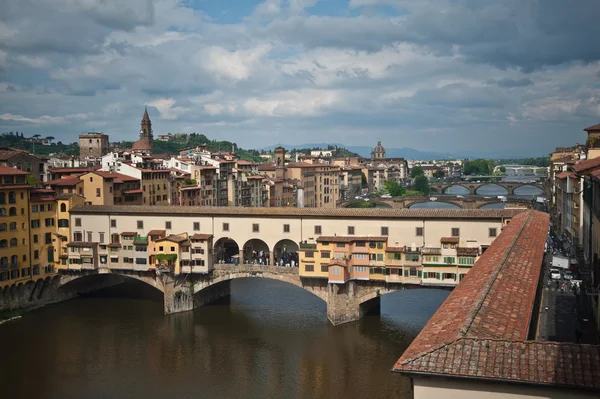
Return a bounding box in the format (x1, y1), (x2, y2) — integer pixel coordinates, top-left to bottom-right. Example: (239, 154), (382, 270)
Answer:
(1, 0), (599, 156)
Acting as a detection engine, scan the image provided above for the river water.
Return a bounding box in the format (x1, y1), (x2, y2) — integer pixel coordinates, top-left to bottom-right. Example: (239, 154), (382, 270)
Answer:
(0, 279), (450, 399)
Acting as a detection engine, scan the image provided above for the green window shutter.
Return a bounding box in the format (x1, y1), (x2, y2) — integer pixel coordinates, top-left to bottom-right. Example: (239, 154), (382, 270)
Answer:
(404, 269), (409, 277)
(417, 270), (422, 277)
(436, 273), (440, 279)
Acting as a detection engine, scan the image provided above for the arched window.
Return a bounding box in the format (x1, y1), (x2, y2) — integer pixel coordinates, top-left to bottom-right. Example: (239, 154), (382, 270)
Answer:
(0, 208), (5, 216)
(0, 223), (5, 231)
(9, 207), (17, 216)
(60, 203), (67, 212)
(9, 222), (16, 230)
(0, 257), (7, 267)
(10, 238), (17, 247)
(0, 240), (7, 248)
(10, 255), (17, 265)
(0, 192), (5, 204)
(8, 191), (16, 204)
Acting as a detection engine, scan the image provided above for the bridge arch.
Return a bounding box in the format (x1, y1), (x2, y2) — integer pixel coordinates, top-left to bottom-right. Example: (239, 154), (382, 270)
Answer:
(442, 184), (471, 195)
(242, 238), (270, 265)
(193, 268), (328, 302)
(513, 184), (543, 196)
(58, 270), (165, 294)
(214, 237), (240, 264)
(475, 183), (508, 196)
(273, 239), (299, 266)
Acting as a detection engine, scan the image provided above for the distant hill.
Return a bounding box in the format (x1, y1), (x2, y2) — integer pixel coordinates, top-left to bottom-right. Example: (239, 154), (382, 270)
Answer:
(262, 143), (453, 160)
(262, 143), (549, 160)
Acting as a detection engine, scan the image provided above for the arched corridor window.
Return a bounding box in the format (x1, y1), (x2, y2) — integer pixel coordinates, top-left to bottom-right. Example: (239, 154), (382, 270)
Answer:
(0, 240), (7, 248)
(0, 257), (7, 267)
(9, 207), (17, 216)
(0, 192), (5, 204)
(10, 238), (17, 247)
(8, 191), (16, 204)
(0, 223), (6, 231)
(60, 203), (67, 212)
(9, 222), (16, 230)
(10, 255), (17, 265)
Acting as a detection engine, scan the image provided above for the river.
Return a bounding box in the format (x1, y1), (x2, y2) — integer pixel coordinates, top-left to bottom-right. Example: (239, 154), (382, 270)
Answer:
(0, 279), (450, 399)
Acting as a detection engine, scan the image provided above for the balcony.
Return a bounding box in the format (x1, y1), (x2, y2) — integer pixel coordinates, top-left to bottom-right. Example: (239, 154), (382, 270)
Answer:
(300, 243), (317, 250)
(422, 247), (441, 255)
(0, 262), (19, 270)
(134, 236), (148, 244)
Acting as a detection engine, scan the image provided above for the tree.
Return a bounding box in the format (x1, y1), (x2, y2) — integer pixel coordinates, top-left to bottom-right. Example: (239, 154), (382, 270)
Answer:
(46, 136), (55, 144)
(384, 180), (405, 197)
(411, 165), (424, 178)
(413, 175), (430, 195)
(433, 170), (445, 179)
(499, 166), (506, 173)
(463, 159), (492, 175)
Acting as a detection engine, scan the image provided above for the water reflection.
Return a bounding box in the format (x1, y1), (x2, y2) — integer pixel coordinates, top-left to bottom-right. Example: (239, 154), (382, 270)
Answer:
(0, 279), (450, 399)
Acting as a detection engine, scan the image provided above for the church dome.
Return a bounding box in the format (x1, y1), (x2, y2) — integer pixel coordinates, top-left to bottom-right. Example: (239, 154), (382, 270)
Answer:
(373, 140), (385, 153)
(132, 137), (152, 151)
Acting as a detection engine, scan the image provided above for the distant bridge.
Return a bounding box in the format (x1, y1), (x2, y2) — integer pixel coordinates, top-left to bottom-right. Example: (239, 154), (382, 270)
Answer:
(429, 181), (543, 196)
(340, 196), (533, 209)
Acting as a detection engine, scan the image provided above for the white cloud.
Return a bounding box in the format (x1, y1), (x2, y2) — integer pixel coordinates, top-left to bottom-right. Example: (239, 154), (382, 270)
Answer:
(147, 98), (189, 120)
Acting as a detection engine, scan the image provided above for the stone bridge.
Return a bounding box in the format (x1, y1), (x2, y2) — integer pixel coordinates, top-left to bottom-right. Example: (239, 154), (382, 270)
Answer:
(1, 265), (450, 325)
(340, 196), (533, 209)
(429, 181), (543, 195)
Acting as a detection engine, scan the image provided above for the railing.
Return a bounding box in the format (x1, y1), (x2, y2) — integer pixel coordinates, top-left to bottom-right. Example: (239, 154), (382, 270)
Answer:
(0, 262), (19, 270)
(422, 247), (442, 254)
(300, 243), (317, 250)
(134, 236), (149, 244)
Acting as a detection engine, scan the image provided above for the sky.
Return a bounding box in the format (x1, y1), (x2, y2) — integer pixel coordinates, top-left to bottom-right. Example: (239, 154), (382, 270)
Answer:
(1, 0), (599, 156)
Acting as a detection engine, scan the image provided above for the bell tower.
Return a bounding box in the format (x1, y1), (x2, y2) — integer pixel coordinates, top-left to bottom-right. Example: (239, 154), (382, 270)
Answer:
(140, 107), (153, 140)
(275, 146), (286, 179)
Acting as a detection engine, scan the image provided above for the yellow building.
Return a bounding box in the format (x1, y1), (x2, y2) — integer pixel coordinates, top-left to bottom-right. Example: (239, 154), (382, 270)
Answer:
(0, 166), (31, 288)
(299, 236), (388, 284)
(29, 189), (58, 280)
(53, 193), (85, 271)
(153, 233), (191, 275)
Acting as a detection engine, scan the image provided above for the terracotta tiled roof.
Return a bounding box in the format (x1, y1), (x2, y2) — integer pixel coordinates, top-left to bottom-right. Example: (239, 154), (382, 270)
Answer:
(0, 165), (29, 175)
(71, 205), (526, 220)
(107, 243), (121, 248)
(393, 211), (600, 389)
(316, 236), (388, 242)
(155, 234), (189, 243)
(88, 171), (139, 182)
(556, 172), (577, 179)
(572, 157), (600, 173)
(257, 163), (276, 171)
(552, 156), (577, 164)
(147, 229), (166, 236)
(440, 237), (459, 243)
(124, 189), (143, 194)
(584, 123), (600, 132)
(119, 232), (137, 236)
(46, 177), (82, 186)
(190, 233), (213, 240)
(457, 247), (479, 256)
(236, 160), (254, 165)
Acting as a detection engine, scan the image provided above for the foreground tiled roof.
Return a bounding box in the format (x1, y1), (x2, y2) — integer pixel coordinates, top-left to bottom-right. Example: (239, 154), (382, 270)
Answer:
(572, 156), (600, 173)
(147, 229), (166, 236)
(556, 172), (577, 179)
(394, 210), (600, 389)
(70, 205), (525, 220)
(440, 237), (459, 243)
